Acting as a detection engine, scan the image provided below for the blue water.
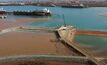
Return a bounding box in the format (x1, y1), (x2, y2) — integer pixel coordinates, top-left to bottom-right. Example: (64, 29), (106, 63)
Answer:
(29, 7), (107, 30)
(1, 5), (107, 57)
(1, 5), (107, 30)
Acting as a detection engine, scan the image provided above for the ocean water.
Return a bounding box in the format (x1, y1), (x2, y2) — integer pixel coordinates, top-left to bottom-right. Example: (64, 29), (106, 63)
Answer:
(1, 5), (107, 57)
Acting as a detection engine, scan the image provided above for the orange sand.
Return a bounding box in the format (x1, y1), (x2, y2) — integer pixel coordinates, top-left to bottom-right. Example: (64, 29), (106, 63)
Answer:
(76, 29), (107, 36)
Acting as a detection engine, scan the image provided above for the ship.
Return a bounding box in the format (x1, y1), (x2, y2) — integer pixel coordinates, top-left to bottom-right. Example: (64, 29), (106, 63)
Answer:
(13, 8), (51, 16)
(0, 8), (7, 19)
(61, 4), (85, 8)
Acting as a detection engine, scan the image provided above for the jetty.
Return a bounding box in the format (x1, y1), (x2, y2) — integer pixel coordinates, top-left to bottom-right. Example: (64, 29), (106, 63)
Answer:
(18, 26), (107, 65)
(57, 26), (106, 65)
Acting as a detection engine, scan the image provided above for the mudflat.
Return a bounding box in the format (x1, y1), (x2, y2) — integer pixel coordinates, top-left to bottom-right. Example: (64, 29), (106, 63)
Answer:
(0, 30), (73, 57)
(0, 17), (48, 30)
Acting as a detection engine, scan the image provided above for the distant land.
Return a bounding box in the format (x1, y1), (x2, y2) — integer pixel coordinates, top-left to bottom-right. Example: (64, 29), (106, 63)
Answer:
(0, 0), (107, 7)
(0, 0), (106, 2)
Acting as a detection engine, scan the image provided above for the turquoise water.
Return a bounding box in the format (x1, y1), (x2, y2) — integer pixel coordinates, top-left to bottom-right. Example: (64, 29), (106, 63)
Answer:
(75, 35), (107, 57)
(1, 6), (107, 30)
(29, 7), (107, 30)
(1, 5), (107, 57)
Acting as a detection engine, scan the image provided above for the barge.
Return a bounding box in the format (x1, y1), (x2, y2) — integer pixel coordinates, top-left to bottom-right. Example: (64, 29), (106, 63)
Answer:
(61, 4), (85, 8)
(13, 8), (51, 16)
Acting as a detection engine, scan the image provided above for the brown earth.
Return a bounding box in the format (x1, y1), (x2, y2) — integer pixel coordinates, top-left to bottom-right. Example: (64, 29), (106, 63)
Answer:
(0, 59), (85, 65)
(0, 30), (73, 57)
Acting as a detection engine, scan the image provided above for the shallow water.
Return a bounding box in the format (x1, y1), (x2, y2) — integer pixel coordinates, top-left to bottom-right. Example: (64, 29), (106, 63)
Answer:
(75, 35), (107, 57)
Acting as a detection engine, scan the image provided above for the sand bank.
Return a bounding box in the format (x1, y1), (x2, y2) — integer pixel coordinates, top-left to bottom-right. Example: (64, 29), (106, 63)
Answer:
(76, 29), (107, 37)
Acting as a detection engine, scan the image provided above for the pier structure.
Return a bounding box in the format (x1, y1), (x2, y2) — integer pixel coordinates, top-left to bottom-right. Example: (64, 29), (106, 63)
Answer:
(57, 26), (106, 65)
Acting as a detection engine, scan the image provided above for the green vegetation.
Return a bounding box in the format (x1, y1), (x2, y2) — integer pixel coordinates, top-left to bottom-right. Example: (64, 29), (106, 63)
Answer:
(19, 62), (46, 65)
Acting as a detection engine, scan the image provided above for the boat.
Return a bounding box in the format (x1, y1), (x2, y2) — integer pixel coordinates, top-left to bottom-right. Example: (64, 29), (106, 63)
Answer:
(13, 8), (51, 16)
(61, 4), (85, 8)
(0, 8), (7, 19)
(42, 8), (51, 13)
